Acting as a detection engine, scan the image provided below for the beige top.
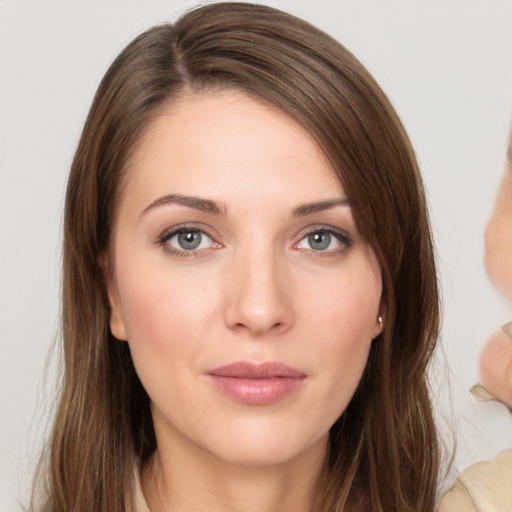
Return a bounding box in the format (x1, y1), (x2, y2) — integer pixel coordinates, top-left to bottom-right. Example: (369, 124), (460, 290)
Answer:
(133, 465), (151, 512)
(437, 450), (512, 511)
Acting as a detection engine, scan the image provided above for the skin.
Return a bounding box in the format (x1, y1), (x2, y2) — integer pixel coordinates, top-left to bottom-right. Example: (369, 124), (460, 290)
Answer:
(482, 159), (512, 406)
(484, 160), (512, 301)
(105, 91), (383, 512)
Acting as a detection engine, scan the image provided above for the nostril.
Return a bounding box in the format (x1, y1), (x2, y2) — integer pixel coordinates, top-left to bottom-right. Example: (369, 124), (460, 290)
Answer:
(222, 261), (294, 335)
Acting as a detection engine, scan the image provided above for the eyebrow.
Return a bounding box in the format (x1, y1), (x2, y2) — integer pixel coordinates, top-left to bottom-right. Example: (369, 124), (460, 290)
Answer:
(141, 194), (227, 217)
(141, 194), (350, 218)
(291, 198), (351, 216)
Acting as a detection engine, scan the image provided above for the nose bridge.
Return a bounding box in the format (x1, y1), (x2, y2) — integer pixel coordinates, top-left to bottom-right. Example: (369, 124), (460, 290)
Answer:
(224, 239), (293, 335)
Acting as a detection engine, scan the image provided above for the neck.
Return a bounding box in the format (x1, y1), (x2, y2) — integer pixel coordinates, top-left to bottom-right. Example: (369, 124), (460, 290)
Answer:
(141, 431), (328, 512)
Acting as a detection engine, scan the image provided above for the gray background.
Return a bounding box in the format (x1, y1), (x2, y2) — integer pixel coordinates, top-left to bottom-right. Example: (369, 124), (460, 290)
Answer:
(1, 0), (512, 509)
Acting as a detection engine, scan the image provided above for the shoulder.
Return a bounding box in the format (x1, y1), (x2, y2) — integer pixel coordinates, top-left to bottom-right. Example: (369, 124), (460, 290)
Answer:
(438, 450), (512, 511)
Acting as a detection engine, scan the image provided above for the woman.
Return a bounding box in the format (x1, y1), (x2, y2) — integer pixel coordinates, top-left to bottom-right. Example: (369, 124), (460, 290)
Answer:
(32, 3), (440, 511)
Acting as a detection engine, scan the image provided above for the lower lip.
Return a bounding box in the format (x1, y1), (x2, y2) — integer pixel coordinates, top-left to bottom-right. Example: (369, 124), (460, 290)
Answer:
(208, 376), (305, 405)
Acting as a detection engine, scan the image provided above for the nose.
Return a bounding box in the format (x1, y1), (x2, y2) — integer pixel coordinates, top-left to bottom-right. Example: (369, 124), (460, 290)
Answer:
(223, 249), (294, 337)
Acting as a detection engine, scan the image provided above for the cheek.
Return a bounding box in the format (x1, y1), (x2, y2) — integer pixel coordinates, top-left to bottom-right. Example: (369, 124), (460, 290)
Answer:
(303, 260), (382, 339)
(485, 210), (512, 299)
(120, 279), (186, 388)
(319, 293), (376, 380)
(114, 259), (218, 378)
(302, 305), (375, 431)
(301, 265), (381, 393)
(118, 254), (214, 333)
(115, 263), (222, 421)
(485, 169), (512, 299)
(121, 278), (178, 345)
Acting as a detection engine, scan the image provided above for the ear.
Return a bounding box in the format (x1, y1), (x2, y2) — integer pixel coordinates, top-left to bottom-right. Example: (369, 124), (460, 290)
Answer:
(98, 252), (128, 341)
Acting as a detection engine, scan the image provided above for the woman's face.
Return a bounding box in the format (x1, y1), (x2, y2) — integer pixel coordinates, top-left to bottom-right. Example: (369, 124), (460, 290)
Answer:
(106, 91), (383, 468)
(485, 160), (512, 302)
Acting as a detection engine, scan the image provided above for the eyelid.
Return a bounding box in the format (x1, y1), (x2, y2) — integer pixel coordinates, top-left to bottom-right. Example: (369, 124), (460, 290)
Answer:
(157, 223), (223, 257)
(156, 222), (352, 258)
(293, 225), (352, 252)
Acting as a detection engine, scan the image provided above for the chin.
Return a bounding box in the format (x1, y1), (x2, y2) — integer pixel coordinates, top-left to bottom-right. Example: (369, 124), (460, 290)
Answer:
(200, 418), (329, 468)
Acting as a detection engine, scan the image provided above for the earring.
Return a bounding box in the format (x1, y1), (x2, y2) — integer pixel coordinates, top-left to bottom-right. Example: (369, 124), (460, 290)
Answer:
(372, 316), (384, 340)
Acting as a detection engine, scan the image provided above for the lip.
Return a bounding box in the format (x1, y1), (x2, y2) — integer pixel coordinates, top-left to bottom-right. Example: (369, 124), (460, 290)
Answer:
(207, 361), (307, 405)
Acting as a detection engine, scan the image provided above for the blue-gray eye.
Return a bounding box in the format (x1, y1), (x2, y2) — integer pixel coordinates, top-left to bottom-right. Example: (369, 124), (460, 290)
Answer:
(308, 232), (331, 251)
(166, 230), (213, 251)
(298, 230), (345, 251)
(179, 231), (201, 250)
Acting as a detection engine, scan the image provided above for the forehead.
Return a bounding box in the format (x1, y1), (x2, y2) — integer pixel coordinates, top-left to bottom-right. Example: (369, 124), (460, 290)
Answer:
(122, 91), (344, 206)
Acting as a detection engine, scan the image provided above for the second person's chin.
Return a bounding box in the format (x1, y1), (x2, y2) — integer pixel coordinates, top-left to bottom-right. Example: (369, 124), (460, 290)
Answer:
(479, 325), (512, 407)
(483, 250), (512, 302)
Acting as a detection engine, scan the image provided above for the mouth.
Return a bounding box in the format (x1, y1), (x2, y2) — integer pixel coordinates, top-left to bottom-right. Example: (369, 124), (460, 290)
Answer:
(207, 361), (307, 405)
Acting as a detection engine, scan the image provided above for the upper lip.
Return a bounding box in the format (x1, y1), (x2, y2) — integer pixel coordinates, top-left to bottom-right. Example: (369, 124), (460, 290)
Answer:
(208, 361), (306, 379)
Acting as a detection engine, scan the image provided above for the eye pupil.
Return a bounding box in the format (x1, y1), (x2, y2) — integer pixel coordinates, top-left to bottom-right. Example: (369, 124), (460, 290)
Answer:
(308, 232), (331, 250)
(178, 231), (201, 250)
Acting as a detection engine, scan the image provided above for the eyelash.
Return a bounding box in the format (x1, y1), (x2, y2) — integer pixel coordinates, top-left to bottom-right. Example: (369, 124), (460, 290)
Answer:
(295, 225), (352, 257)
(157, 224), (220, 259)
(156, 224), (352, 258)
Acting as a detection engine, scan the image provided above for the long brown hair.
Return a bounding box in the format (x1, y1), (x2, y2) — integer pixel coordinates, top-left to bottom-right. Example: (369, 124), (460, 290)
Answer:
(33, 3), (440, 510)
